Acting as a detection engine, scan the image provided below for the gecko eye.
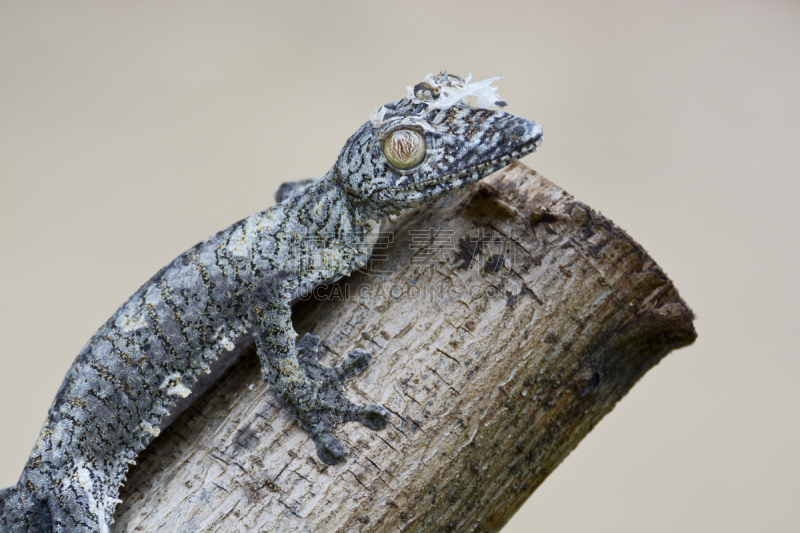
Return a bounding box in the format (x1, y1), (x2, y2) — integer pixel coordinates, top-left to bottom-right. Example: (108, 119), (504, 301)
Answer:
(383, 129), (426, 169)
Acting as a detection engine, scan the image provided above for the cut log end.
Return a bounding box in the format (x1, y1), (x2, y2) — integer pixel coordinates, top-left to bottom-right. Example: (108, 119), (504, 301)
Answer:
(113, 163), (696, 533)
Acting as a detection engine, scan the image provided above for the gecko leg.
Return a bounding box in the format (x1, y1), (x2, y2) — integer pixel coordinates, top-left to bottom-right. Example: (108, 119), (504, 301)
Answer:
(250, 279), (388, 465)
(29, 498), (53, 533)
(274, 176), (319, 203)
(0, 486), (57, 533)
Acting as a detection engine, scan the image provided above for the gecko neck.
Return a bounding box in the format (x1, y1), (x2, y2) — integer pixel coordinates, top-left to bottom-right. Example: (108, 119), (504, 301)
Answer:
(291, 170), (378, 238)
(273, 172), (379, 285)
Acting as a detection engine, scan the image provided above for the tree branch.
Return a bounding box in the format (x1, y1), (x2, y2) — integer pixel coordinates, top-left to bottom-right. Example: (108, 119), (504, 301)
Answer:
(112, 163), (696, 532)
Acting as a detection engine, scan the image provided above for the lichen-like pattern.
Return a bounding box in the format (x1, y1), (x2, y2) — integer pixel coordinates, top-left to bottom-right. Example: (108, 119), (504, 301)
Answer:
(0, 71), (542, 533)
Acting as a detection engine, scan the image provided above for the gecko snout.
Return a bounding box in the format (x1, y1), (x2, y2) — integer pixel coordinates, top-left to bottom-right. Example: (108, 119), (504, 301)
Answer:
(501, 117), (543, 150)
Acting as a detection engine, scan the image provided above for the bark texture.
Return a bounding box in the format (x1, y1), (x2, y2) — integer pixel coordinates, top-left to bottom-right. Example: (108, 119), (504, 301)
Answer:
(112, 163), (696, 532)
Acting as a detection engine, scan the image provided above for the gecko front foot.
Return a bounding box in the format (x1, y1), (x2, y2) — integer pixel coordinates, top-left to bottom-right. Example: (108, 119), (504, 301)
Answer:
(276, 333), (389, 465)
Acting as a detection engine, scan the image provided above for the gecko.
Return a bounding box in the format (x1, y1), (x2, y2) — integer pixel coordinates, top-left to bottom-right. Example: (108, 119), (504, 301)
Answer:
(0, 71), (542, 533)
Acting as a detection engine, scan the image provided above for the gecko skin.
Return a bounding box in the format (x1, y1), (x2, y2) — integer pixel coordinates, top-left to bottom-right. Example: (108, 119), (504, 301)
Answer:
(0, 72), (542, 533)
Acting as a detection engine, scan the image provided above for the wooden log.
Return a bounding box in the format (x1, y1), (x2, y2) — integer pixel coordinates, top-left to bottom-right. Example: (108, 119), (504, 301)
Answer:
(112, 162), (696, 532)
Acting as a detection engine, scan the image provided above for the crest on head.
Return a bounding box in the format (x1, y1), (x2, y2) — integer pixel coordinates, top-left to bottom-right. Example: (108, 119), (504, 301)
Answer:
(370, 70), (508, 128)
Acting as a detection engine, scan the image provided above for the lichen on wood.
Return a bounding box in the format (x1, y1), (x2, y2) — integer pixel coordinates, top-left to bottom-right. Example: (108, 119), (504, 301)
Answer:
(112, 162), (696, 532)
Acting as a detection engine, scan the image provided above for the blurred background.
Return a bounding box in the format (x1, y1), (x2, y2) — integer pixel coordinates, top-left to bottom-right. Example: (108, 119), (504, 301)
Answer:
(1, 1), (798, 531)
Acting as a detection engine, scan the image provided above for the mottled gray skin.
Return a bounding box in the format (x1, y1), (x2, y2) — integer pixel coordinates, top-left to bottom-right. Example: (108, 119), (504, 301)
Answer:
(0, 73), (542, 533)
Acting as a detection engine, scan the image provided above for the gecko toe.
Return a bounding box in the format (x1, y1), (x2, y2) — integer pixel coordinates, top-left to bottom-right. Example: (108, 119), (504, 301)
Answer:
(314, 434), (348, 465)
(351, 404), (390, 430)
(335, 349), (372, 381)
(296, 333), (322, 363)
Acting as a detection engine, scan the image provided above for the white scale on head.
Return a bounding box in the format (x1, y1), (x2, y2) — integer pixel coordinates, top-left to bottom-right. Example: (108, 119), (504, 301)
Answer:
(370, 70), (507, 128)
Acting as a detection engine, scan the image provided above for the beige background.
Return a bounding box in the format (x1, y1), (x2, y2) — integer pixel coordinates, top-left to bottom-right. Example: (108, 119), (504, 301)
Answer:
(1, 1), (798, 531)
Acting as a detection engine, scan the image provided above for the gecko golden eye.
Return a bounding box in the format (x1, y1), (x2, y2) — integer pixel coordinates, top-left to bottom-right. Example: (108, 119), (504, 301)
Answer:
(383, 129), (426, 169)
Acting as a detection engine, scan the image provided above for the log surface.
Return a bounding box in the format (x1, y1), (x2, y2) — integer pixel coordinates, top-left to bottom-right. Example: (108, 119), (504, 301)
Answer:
(113, 163), (696, 533)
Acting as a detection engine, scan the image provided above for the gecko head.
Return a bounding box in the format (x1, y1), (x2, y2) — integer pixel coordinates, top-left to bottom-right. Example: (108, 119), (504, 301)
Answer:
(334, 74), (542, 219)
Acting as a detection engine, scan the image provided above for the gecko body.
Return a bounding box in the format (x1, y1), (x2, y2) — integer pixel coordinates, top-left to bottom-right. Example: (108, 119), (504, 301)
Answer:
(0, 71), (542, 533)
